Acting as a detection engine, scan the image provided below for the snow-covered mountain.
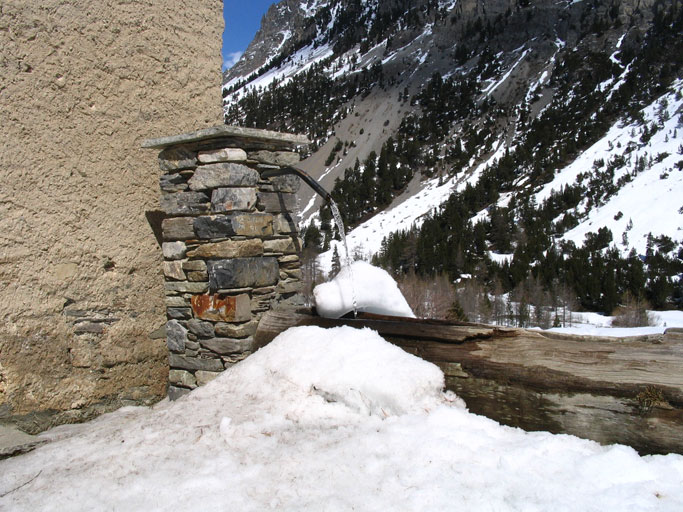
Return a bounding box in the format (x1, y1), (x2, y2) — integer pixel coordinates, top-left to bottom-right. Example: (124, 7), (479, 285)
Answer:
(223, 0), (683, 312)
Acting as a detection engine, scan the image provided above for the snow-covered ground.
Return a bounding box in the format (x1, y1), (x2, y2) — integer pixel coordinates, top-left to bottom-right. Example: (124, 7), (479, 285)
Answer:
(2, 325), (682, 511)
(536, 79), (683, 256)
(537, 309), (683, 337)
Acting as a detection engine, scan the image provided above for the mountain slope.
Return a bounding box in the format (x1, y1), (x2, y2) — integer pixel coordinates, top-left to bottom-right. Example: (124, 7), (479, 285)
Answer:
(223, 0), (683, 314)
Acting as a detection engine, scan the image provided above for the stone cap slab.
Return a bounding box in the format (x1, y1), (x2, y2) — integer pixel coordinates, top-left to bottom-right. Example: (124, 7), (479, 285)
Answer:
(142, 125), (310, 151)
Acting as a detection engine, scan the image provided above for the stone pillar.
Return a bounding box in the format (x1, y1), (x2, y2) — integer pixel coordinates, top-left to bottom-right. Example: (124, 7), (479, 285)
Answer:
(142, 126), (309, 399)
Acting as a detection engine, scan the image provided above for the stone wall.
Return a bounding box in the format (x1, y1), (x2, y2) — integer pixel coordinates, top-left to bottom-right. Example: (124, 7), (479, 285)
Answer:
(143, 126), (308, 399)
(0, 0), (223, 432)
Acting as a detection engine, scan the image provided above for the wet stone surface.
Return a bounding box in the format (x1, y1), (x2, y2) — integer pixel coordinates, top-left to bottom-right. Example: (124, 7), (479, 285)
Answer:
(166, 320), (188, 353)
(207, 257), (279, 289)
(158, 146), (197, 171)
(160, 191), (210, 216)
(156, 128), (307, 398)
(188, 162), (259, 190)
(210, 187), (257, 213)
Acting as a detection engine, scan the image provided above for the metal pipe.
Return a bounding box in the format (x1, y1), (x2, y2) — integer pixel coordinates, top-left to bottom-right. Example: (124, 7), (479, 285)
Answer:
(260, 165), (333, 203)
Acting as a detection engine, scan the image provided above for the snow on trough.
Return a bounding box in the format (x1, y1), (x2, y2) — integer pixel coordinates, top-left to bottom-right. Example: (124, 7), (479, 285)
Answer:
(314, 260), (415, 319)
(2, 325), (683, 511)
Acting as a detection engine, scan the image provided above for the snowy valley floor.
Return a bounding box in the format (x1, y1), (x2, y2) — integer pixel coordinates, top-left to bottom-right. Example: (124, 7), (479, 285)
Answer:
(1, 325), (682, 511)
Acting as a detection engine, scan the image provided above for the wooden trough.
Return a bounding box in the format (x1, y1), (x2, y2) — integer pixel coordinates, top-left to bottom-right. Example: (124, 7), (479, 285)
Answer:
(256, 308), (683, 455)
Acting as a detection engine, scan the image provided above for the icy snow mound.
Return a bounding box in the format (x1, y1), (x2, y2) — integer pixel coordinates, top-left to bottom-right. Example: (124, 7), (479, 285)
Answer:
(213, 325), (446, 417)
(314, 260), (415, 319)
(194, 325), (446, 417)
(2, 326), (683, 511)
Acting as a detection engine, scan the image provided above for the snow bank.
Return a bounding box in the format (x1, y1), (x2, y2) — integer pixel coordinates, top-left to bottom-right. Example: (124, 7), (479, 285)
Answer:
(314, 260), (415, 318)
(2, 326), (683, 511)
(536, 79), (683, 256)
(536, 310), (683, 336)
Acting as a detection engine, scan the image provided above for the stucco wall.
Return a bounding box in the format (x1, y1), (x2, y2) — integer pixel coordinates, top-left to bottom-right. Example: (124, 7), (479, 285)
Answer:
(0, 0), (223, 431)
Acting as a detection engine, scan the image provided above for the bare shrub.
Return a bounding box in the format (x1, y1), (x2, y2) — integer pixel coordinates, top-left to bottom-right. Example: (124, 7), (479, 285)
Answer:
(454, 279), (491, 323)
(612, 292), (654, 327)
(397, 271), (456, 319)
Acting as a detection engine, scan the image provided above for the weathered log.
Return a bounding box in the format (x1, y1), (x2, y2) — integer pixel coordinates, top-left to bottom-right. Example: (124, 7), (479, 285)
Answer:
(254, 308), (516, 344)
(255, 308), (683, 454)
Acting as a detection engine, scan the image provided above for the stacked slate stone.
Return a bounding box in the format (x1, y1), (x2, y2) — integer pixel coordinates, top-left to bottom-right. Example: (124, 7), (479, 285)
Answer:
(146, 126), (308, 399)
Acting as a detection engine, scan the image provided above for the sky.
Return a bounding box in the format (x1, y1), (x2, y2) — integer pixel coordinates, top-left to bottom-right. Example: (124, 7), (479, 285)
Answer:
(222, 0), (279, 70)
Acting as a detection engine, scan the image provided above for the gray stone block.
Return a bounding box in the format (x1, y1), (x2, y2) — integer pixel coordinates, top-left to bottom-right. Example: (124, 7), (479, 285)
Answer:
(277, 280), (303, 295)
(264, 237), (301, 255)
(215, 319), (258, 338)
(193, 213), (274, 239)
(188, 162), (259, 190)
(257, 192), (297, 212)
(162, 217), (196, 241)
(249, 150), (300, 166)
(185, 340), (200, 351)
(159, 173), (188, 192)
(187, 239), (263, 259)
(182, 260), (207, 271)
(162, 241), (187, 260)
(159, 146), (197, 171)
(269, 173), (301, 193)
(166, 319), (187, 353)
(193, 215), (235, 239)
(274, 214), (298, 234)
(211, 187), (257, 212)
(199, 337), (255, 355)
(160, 191), (210, 216)
(231, 213), (274, 236)
(197, 148), (247, 163)
(167, 307), (192, 320)
(284, 268), (303, 280)
(187, 319), (215, 338)
(165, 296), (189, 308)
(188, 271), (209, 282)
(195, 371), (222, 386)
(168, 386), (191, 401)
(207, 257), (279, 289)
(169, 369), (197, 389)
(164, 281), (208, 294)
(251, 294), (273, 312)
(169, 353), (224, 372)
(163, 260), (186, 281)
(252, 286), (276, 295)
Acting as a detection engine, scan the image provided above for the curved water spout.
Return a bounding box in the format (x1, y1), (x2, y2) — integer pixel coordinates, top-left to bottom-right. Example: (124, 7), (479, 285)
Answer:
(260, 165), (334, 204)
(261, 165), (357, 315)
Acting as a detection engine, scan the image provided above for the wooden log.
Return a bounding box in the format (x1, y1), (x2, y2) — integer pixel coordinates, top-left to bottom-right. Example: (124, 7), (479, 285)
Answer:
(254, 308), (515, 346)
(254, 308), (683, 454)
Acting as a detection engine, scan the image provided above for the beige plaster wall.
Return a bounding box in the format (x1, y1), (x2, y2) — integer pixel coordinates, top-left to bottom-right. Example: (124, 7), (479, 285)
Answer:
(0, 0), (223, 431)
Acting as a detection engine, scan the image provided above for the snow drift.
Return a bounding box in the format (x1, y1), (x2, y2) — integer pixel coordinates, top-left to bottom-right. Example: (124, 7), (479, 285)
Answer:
(1, 325), (682, 511)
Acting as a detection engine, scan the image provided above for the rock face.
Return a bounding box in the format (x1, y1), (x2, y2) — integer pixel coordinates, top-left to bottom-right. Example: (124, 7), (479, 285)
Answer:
(222, 0), (314, 85)
(0, 0), (223, 433)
